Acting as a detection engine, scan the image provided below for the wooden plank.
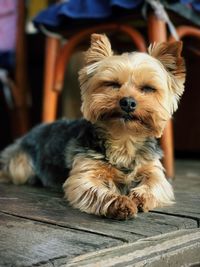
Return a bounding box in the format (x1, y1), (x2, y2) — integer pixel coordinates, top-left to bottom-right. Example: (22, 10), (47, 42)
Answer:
(0, 212), (122, 267)
(0, 160), (199, 266)
(154, 161), (200, 219)
(175, 160), (200, 194)
(0, 184), (197, 243)
(154, 191), (200, 220)
(175, 160), (200, 174)
(63, 229), (200, 267)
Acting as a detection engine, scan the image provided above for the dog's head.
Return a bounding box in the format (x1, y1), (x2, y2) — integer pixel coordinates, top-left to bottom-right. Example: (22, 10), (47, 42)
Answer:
(79, 34), (185, 137)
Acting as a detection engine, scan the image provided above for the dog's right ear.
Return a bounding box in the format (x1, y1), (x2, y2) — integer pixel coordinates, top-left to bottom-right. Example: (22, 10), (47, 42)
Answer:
(79, 34), (113, 93)
(85, 34), (113, 65)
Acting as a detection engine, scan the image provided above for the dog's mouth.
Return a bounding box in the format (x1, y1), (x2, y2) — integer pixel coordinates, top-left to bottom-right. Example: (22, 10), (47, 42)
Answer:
(100, 112), (121, 120)
(122, 114), (139, 122)
(100, 112), (142, 123)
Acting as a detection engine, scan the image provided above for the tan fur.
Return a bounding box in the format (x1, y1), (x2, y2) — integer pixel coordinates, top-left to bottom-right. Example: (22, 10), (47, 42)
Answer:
(0, 143), (34, 185)
(63, 155), (174, 217)
(9, 152), (34, 184)
(103, 129), (145, 170)
(129, 160), (174, 211)
(148, 42), (186, 112)
(63, 155), (138, 219)
(107, 195), (138, 220)
(85, 34), (113, 65)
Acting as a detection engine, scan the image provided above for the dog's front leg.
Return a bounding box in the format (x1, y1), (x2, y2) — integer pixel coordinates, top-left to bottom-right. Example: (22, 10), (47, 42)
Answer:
(129, 160), (175, 212)
(63, 155), (138, 219)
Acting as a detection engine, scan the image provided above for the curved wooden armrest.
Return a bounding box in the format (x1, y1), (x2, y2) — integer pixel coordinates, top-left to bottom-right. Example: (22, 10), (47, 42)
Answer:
(169, 26), (200, 42)
(54, 23), (146, 92)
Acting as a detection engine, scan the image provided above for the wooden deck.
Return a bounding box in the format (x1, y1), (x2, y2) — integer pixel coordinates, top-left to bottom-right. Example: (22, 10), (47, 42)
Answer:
(0, 160), (200, 267)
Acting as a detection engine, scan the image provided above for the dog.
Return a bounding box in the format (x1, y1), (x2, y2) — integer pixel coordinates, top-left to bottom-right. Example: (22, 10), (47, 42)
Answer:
(0, 34), (185, 220)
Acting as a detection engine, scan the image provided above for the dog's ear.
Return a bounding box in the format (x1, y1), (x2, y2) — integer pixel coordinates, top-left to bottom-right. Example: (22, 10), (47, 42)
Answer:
(85, 34), (113, 65)
(148, 41), (185, 81)
(148, 41), (186, 112)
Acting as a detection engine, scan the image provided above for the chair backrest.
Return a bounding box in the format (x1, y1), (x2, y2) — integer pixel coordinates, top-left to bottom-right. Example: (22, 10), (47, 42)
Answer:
(53, 23), (147, 92)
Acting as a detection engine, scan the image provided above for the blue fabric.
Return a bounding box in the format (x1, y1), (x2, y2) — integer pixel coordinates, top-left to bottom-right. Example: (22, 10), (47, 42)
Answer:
(33, 0), (143, 28)
(181, 0), (200, 11)
(33, 0), (200, 29)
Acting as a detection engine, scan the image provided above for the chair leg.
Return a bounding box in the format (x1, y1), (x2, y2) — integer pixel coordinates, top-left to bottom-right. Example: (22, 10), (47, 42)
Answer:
(42, 36), (60, 122)
(160, 120), (174, 179)
(148, 13), (174, 179)
(12, 0), (30, 137)
(147, 13), (167, 42)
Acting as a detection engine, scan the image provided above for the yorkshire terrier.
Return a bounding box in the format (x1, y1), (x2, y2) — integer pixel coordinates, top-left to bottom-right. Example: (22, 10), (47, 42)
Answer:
(0, 34), (185, 220)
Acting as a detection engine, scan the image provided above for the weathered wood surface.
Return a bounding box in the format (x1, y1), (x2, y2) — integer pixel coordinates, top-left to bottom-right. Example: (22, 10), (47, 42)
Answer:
(155, 160), (200, 221)
(0, 213), (121, 267)
(0, 160), (200, 266)
(0, 184), (197, 243)
(66, 229), (200, 267)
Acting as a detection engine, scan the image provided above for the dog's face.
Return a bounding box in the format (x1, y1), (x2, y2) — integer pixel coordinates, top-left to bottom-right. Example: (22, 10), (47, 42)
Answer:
(79, 34), (185, 137)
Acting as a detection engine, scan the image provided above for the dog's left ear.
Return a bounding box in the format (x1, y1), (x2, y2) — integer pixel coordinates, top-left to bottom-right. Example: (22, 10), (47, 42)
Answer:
(85, 34), (113, 65)
(148, 41), (185, 81)
(148, 41), (186, 111)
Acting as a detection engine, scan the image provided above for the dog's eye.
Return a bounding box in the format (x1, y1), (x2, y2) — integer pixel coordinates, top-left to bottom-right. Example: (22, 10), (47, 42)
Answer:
(141, 85), (156, 93)
(104, 81), (121, 89)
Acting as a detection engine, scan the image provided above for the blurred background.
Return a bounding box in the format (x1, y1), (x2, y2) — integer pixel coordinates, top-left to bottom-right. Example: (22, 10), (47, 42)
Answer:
(0, 0), (200, 161)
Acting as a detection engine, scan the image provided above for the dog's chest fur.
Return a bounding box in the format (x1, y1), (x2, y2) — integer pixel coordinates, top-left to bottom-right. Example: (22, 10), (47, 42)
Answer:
(105, 136), (143, 169)
(62, 119), (162, 176)
(104, 134), (162, 182)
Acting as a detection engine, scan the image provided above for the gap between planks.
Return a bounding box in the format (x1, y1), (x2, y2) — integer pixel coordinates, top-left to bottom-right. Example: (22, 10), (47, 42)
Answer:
(0, 210), (129, 243)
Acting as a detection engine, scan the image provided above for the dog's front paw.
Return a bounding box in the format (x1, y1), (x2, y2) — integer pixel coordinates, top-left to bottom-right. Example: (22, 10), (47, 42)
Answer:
(106, 195), (138, 220)
(129, 186), (157, 212)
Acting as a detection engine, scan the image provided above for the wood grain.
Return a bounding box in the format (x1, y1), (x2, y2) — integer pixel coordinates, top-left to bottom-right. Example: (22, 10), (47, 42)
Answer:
(0, 213), (121, 267)
(65, 229), (200, 267)
(0, 160), (199, 266)
(0, 184), (197, 244)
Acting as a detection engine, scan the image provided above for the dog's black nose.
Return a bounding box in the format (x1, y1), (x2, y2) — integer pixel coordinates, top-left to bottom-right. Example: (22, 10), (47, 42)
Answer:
(119, 97), (137, 113)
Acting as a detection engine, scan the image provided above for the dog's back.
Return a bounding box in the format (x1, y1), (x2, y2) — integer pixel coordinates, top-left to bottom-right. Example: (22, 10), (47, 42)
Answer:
(0, 118), (99, 187)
